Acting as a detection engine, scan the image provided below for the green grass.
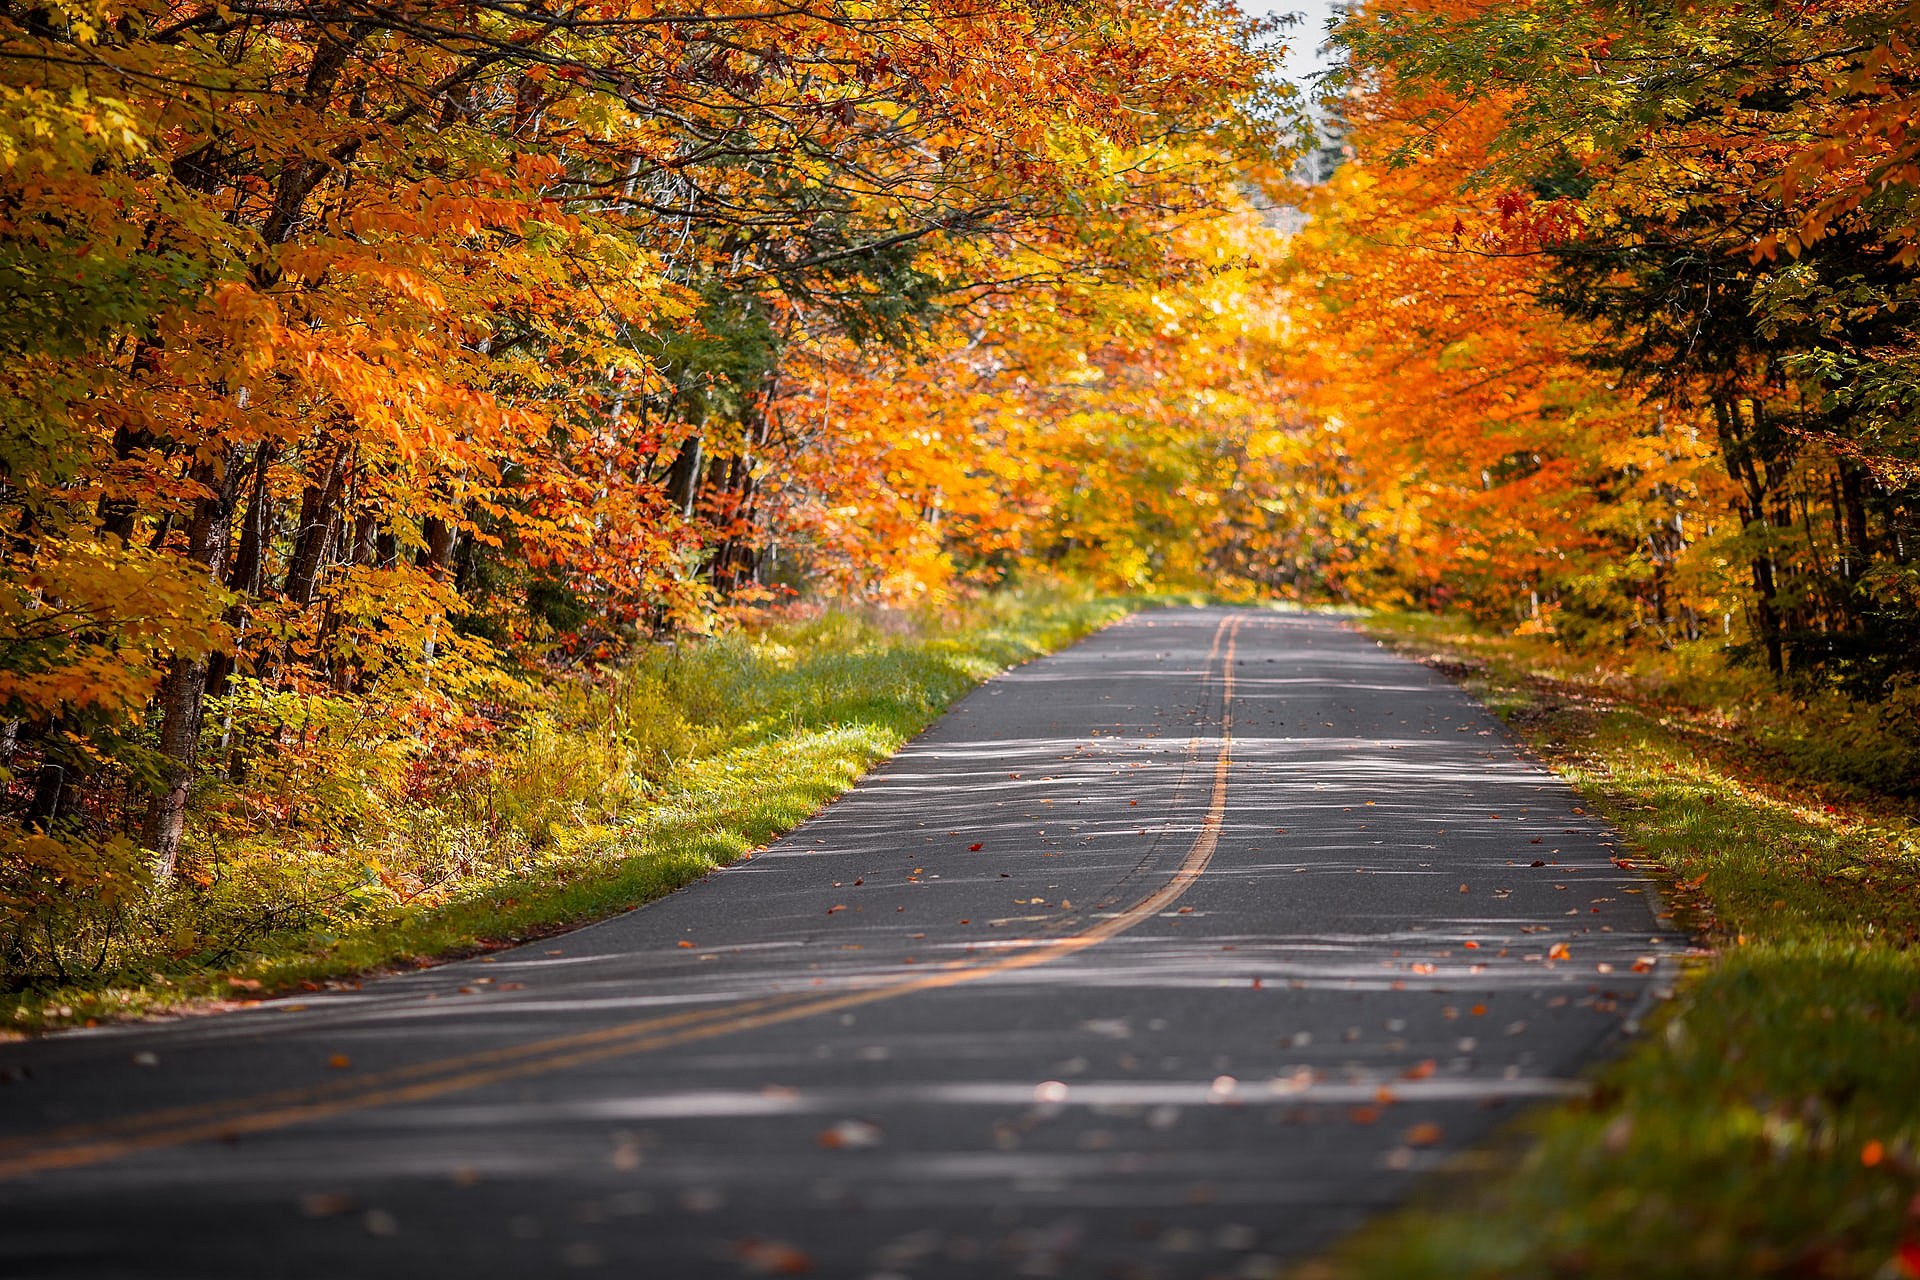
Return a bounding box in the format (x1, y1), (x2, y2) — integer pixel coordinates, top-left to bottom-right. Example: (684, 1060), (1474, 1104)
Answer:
(1309, 613), (1920, 1280)
(4, 586), (1147, 1034)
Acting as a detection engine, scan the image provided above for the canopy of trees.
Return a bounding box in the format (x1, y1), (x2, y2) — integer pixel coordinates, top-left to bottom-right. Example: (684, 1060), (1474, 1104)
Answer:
(4, 0), (1916, 986)
(1290, 0), (1920, 679)
(0, 0), (1285, 936)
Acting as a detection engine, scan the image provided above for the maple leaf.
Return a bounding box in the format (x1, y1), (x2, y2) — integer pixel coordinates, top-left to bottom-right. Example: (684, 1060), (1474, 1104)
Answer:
(1404, 1122), (1444, 1146)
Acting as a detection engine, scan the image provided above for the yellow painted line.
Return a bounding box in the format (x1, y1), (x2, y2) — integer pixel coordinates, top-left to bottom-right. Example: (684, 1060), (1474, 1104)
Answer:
(0, 616), (1242, 1183)
(0, 995), (810, 1164)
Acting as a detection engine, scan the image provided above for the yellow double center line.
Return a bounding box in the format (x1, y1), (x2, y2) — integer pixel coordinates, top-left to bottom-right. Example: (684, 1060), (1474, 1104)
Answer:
(0, 615), (1241, 1183)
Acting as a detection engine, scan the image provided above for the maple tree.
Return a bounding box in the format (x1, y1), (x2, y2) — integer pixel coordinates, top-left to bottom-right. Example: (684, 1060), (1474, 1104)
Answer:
(1311, 0), (1920, 678)
(0, 0), (1290, 975)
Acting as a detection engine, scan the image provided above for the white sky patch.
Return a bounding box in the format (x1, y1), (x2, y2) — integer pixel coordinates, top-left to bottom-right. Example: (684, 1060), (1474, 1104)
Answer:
(1241, 0), (1344, 89)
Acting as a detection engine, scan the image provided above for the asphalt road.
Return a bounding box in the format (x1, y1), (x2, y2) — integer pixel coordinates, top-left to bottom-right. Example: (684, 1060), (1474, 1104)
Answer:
(0, 608), (1679, 1279)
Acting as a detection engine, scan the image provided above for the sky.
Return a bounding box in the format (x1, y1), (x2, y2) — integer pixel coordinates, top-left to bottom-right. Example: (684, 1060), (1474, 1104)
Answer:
(1243, 0), (1344, 89)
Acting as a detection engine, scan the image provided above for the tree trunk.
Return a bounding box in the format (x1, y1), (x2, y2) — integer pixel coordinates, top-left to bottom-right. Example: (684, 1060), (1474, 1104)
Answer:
(420, 516), (458, 581)
(97, 421), (160, 543)
(350, 514), (378, 566)
(25, 762), (65, 832)
(664, 432), (704, 519)
(1838, 458), (1872, 574)
(142, 452), (242, 876)
(1712, 395), (1786, 677)
(227, 441), (278, 597)
(285, 443), (348, 604)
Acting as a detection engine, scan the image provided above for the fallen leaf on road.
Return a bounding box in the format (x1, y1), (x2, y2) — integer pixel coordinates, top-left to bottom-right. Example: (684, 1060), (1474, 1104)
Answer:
(299, 1192), (354, 1218)
(1269, 1069), (1314, 1095)
(678, 940), (695, 948)
(1348, 1106), (1381, 1125)
(1401, 1060), (1436, 1081)
(1548, 943), (1572, 960)
(731, 1239), (814, 1275)
(1410, 962), (1436, 975)
(968, 842), (983, 851)
(826, 905), (845, 914)
(1632, 956), (1656, 973)
(328, 1054), (351, 1070)
(1404, 1122), (1444, 1146)
(817, 1120), (883, 1149)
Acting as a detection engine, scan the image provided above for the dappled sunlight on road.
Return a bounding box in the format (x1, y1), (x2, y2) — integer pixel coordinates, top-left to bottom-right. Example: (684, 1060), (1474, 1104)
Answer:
(0, 610), (1683, 1279)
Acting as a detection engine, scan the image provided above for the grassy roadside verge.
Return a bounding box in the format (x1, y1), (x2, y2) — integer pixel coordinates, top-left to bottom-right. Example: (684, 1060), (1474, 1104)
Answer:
(1308, 613), (1920, 1279)
(4, 587), (1143, 1036)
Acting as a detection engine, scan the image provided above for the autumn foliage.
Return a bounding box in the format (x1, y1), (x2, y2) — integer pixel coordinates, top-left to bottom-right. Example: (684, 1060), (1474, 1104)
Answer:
(5, 0), (1919, 993)
(1297, 0), (1920, 670)
(0, 0), (1293, 981)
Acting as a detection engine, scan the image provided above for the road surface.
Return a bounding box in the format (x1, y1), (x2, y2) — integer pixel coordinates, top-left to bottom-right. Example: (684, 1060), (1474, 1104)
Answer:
(0, 608), (1677, 1278)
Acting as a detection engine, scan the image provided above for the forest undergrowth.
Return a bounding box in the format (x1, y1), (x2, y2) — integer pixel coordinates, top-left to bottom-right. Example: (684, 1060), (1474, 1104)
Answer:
(1316, 613), (1920, 1280)
(0, 587), (1138, 1035)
